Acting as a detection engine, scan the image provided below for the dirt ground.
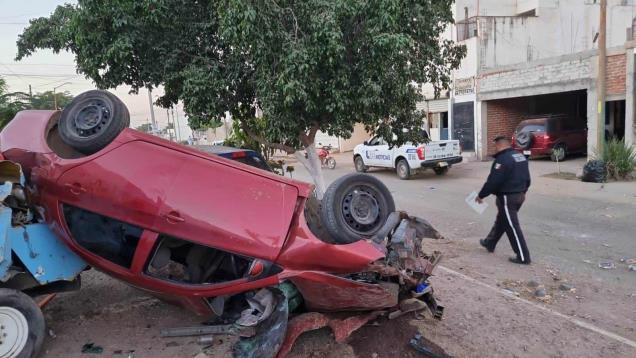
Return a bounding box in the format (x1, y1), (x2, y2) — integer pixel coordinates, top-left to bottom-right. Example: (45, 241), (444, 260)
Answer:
(39, 154), (636, 358)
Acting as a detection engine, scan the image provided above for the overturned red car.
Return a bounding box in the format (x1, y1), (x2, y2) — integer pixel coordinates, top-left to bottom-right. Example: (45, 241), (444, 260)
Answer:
(1, 91), (444, 356)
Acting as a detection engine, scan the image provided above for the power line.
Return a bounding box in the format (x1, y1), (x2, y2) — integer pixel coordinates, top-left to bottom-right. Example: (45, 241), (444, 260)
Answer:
(0, 73), (81, 78)
(0, 63), (76, 67)
(32, 76), (87, 89)
(0, 13), (46, 20)
(0, 64), (30, 86)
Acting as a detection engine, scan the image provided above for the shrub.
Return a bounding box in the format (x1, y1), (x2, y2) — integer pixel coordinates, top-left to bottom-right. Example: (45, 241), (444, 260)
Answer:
(597, 139), (636, 180)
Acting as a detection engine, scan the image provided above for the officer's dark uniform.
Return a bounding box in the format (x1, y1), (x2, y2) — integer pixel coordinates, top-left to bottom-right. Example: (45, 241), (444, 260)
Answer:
(478, 146), (532, 264)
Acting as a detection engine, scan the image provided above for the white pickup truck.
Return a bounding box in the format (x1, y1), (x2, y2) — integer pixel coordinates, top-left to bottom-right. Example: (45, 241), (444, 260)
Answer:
(353, 135), (463, 179)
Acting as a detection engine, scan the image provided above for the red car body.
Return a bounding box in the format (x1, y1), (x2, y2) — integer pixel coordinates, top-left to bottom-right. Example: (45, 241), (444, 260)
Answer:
(511, 115), (587, 159)
(1, 111), (428, 316)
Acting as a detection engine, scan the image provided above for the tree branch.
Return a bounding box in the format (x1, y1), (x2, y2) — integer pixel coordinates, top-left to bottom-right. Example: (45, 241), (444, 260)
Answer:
(240, 120), (296, 154)
(299, 123), (319, 147)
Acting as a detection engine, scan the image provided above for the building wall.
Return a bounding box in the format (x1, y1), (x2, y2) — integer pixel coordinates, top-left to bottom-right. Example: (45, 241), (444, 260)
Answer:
(485, 98), (529, 154)
(606, 54), (627, 96)
(479, 54), (593, 97)
(339, 123), (372, 152)
(466, 0), (635, 70)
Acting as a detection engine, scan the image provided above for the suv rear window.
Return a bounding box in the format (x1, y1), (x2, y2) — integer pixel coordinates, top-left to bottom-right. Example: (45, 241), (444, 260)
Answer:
(516, 123), (545, 133)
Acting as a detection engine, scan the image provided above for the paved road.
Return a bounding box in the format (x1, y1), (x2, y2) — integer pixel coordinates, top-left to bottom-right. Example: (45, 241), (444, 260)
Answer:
(294, 153), (636, 288)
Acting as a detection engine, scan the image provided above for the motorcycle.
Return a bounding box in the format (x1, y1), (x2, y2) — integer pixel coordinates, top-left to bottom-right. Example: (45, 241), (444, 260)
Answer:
(305, 144), (337, 169)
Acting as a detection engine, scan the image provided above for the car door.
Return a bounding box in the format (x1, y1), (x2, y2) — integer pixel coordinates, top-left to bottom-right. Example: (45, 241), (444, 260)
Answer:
(373, 137), (392, 167)
(55, 140), (187, 269)
(153, 152), (299, 263)
(365, 137), (391, 167)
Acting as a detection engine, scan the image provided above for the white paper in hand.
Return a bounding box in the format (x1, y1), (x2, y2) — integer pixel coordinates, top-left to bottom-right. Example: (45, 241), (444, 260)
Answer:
(465, 191), (488, 214)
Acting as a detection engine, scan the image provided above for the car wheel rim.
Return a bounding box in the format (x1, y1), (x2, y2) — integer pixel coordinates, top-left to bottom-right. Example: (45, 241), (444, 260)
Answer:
(398, 163), (407, 177)
(73, 99), (112, 137)
(0, 307), (29, 358)
(342, 185), (382, 234)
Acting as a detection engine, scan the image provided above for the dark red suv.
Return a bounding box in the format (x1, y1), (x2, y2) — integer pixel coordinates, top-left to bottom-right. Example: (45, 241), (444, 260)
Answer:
(512, 114), (587, 161)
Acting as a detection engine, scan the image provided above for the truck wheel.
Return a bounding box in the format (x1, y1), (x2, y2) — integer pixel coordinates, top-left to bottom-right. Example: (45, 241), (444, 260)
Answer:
(396, 159), (411, 180)
(434, 167), (449, 176)
(0, 289), (45, 358)
(58, 90), (130, 155)
(320, 174), (395, 244)
(354, 156), (368, 173)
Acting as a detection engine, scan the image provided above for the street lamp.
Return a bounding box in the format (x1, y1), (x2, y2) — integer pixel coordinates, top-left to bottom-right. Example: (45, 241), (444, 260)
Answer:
(53, 82), (72, 110)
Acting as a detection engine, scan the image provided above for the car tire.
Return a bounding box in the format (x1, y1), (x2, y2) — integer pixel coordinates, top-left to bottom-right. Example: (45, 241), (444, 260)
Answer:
(434, 167), (449, 176)
(0, 289), (45, 358)
(320, 174), (396, 244)
(58, 90), (130, 155)
(354, 155), (368, 173)
(550, 144), (567, 162)
(396, 159), (411, 180)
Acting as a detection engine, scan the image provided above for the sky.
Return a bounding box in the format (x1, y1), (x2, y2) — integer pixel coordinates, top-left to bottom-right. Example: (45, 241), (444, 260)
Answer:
(0, 0), (192, 140)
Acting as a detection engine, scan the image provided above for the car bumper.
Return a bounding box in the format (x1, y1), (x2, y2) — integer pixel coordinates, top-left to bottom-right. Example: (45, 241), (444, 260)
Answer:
(515, 147), (552, 157)
(420, 156), (463, 168)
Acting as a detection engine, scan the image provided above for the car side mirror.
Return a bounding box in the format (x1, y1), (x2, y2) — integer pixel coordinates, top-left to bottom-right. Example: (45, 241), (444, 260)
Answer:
(363, 141), (368, 145)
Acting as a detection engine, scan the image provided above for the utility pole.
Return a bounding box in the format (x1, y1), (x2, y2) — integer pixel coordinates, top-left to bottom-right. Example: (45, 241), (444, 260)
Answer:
(597, 0), (607, 156)
(28, 85), (32, 103)
(53, 82), (71, 110)
(148, 88), (157, 133)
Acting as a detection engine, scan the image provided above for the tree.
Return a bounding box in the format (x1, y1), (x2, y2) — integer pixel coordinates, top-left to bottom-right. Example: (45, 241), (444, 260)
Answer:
(16, 0), (465, 196)
(30, 90), (74, 110)
(0, 77), (31, 129)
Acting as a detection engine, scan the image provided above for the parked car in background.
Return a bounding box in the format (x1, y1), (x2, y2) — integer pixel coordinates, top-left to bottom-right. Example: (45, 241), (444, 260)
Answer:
(512, 114), (587, 161)
(194, 145), (272, 172)
(353, 132), (462, 179)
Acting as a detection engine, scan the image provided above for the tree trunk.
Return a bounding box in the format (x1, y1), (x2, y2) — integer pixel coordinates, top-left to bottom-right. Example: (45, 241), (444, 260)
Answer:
(294, 144), (326, 199)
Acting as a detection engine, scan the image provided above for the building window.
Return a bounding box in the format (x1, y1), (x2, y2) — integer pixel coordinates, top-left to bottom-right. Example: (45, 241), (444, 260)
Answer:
(457, 18), (478, 42)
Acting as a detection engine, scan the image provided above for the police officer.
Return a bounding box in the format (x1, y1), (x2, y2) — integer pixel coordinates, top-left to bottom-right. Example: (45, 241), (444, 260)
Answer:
(476, 136), (531, 264)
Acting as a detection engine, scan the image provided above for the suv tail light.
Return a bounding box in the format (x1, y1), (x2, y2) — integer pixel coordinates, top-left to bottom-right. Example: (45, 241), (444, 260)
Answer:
(416, 146), (425, 160)
(543, 134), (551, 141)
(231, 151), (247, 159)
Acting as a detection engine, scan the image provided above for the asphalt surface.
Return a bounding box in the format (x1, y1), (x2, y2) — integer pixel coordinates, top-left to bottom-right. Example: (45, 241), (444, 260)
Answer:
(293, 153), (636, 288)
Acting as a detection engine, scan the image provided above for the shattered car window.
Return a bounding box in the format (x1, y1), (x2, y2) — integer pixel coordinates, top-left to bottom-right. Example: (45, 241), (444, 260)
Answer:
(146, 235), (253, 285)
(63, 205), (142, 268)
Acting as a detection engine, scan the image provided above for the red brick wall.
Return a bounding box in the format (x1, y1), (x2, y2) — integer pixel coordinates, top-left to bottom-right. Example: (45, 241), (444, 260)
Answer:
(606, 54), (626, 96)
(486, 98), (529, 155)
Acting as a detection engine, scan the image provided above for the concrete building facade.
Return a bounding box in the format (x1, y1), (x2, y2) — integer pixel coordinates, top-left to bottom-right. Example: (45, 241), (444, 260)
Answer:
(450, 0), (636, 159)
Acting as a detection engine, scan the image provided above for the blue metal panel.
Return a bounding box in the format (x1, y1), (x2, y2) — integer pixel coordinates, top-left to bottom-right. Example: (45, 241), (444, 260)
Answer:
(9, 224), (87, 284)
(0, 207), (13, 278)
